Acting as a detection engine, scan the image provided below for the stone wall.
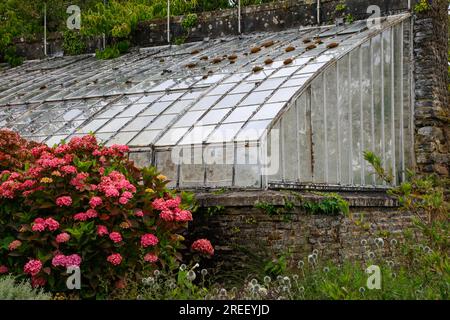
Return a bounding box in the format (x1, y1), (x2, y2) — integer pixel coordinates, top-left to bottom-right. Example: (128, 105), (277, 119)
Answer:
(413, 0), (449, 177)
(132, 0), (412, 47)
(188, 191), (417, 270)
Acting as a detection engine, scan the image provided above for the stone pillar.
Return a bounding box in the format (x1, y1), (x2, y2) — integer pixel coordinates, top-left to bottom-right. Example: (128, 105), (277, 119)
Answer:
(413, 0), (449, 176)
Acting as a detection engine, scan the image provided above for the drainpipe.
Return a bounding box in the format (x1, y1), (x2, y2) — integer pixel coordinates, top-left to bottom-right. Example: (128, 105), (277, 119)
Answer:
(167, 0), (171, 44)
(238, 0), (242, 34)
(317, 0), (321, 25)
(102, 0), (106, 50)
(44, 3), (47, 57)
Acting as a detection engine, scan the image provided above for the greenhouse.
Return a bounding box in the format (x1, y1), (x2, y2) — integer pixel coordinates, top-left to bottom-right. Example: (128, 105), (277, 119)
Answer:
(0, 13), (413, 190)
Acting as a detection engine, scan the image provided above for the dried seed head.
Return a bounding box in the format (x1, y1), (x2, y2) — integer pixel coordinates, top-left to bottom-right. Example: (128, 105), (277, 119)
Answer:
(228, 54), (238, 60)
(252, 66), (264, 73)
(200, 56), (208, 61)
(191, 49), (200, 55)
(327, 42), (339, 49)
(250, 46), (261, 54)
(283, 58), (293, 65)
(303, 39), (311, 44)
(285, 46), (295, 52)
(262, 40), (275, 48)
(211, 57), (223, 64)
(264, 58), (274, 65)
(185, 63), (197, 68)
(306, 44), (317, 50)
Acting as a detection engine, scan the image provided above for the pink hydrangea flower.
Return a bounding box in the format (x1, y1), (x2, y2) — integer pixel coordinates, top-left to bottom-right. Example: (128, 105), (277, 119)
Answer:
(191, 239), (214, 256)
(97, 225), (109, 236)
(24, 259), (43, 276)
(52, 254), (81, 268)
(31, 276), (47, 288)
(56, 196), (72, 207)
(32, 218), (46, 232)
(175, 209), (193, 222)
(141, 234), (159, 248)
(152, 198), (167, 211)
(144, 253), (158, 263)
(0, 265), (9, 274)
(85, 209), (98, 219)
(60, 165), (77, 175)
(119, 197), (129, 205)
(8, 240), (22, 251)
(135, 210), (144, 217)
(44, 218), (60, 231)
(74, 212), (88, 221)
(165, 197), (181, 209)
(109, 232), (122, 243)
(56, 232), (70, 243)
(107, 253), (122, 266)
(89, 196), (103, 208)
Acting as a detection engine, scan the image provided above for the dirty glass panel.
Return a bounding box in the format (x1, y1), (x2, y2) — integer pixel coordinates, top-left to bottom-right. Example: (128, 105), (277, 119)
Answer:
(155, 127), (190, 146)
(235, 120), (271, 142)
(147, 114), (176, 130)
(267, 87), (297, 103)
(223, 106), (258, 123)
(119, 104), (149, 117)
(252, 103), (284, 120)
(383, 29), (394, 182)
(394, 24), (404, 184)
(281, 103), (299, 182)
(164, 100), (194, 114)
(97, 105), (128, 118)
(205, 144), (234, 187)
(155, 151), (178, 188)
(206, 83), (235, 96)
(179, 145), (204, 188)
(230, 83), (256, 94)
(190, 95), (223, 111)
(207, 122), (244, 143)
(310, 75), (325, 183)
(372, 34), (384, 185)
(79, 119), (109, 134)
(141, 101), (172, 116)
(239, 90), (273, 106)
(122, 116), (156, 132)
(198, 109), (230, 125)
(402, 20), (414, 171)
(129, 130), (160, 146)
(266, 121), (282, 182)
(106, 132), (138, 146)
(178, 125), (216, 145)
(234, 143), (261, 188)
(350, 47), (362, 185)
(254, 78), (285, 92)
(129, 151), (153, 168)
(361, 41), (375, 185)
(97, 118), (132, 133)
(325, 64), (339, 184)
(173, 111), (205, 128)
(211, 94), (245, 109)
(296, 91), (312, 183)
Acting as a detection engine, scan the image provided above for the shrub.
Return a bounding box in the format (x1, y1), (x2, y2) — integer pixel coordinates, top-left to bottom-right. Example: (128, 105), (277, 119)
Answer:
(0, 275), (51, 300)
(0, 130), (212, 298)
(62, 30), (86, 56)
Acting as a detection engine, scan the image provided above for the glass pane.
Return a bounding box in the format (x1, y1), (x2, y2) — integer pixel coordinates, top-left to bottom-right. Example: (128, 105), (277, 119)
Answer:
(235, 144), (261, 187)
(97, 105), (128, 118)
(79, 119), (109, 133)
(239, 90), (272, 106)
(173, 111), (204, 128)
(122, 116), (156, 131)
(281, 104), (299, 182)
(199, 109), (230, 125)
(97, 117), (132, 133)
(164, 100), (194, 114)
(205, 145), (233, 187)
(297, 92), (312, 182)
(235, 120), (271, 141)
(190, 95), (222, 111)
(212, 94), (245, 109)
(254, 78), (284, 92)
(325, 64), (339, 184)
(119, 104), (148, 117)
(178, 125), (216, 145)
(252, 103), (285, 120)
(106, 132), (137, 146)
(223, 106), (258, 123)
(207, 122), (244, 143)
(141, 101), (172, 116)
(147, 114), (176, 130)
(350, 47), (362, 185)
(155, 127), (190, 146)
(129, 130), (160, 146)
(267, 87), (297, 103)
(311, 75), (325, 183)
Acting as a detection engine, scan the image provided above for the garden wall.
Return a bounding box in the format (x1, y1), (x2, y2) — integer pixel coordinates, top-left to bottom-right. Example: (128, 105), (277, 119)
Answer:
(188, 191), (417, 271)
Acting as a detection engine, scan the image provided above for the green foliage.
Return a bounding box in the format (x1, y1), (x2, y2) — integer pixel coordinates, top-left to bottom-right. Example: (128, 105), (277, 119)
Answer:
(95, 45), (121, 60)
(205, 205), (225, 216)
(301, 193), (349, 216)
(414, 0), (431, 13)
(254, 198), (294, 221)
(181, 13), (198, 30)
(264, 253), (289, 278)
(0, 275), (51, 300)
(335, 3), (347, 13)
(62, 31), (86, 56)
(345, 13), (355, 24)
(174, 36), (187, 46)
(3, 46), (23, 67)
(363, 151), (394, 184)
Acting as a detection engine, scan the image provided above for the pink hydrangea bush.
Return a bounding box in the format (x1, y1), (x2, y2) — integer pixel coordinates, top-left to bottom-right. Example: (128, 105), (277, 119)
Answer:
(0, 131), (212, 297)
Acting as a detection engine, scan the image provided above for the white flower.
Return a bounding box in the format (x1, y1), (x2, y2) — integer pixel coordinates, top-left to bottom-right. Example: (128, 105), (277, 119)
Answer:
(187, 270), (196, 281)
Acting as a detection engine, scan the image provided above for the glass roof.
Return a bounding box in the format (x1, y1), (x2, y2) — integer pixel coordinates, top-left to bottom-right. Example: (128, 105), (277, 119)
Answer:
(0, 15), (407, 148)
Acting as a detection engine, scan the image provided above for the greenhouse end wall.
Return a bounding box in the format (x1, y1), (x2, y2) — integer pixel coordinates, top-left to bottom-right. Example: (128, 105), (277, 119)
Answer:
(267, 17), (414, 189)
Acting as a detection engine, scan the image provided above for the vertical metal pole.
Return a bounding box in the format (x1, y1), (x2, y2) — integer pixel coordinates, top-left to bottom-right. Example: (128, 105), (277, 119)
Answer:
(44, 3), (47, 56)
(167, 0), (170, 44)
(103, 0), (106, 50)
(317, 0), (321, 25)
(238, 0), (242, 34)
